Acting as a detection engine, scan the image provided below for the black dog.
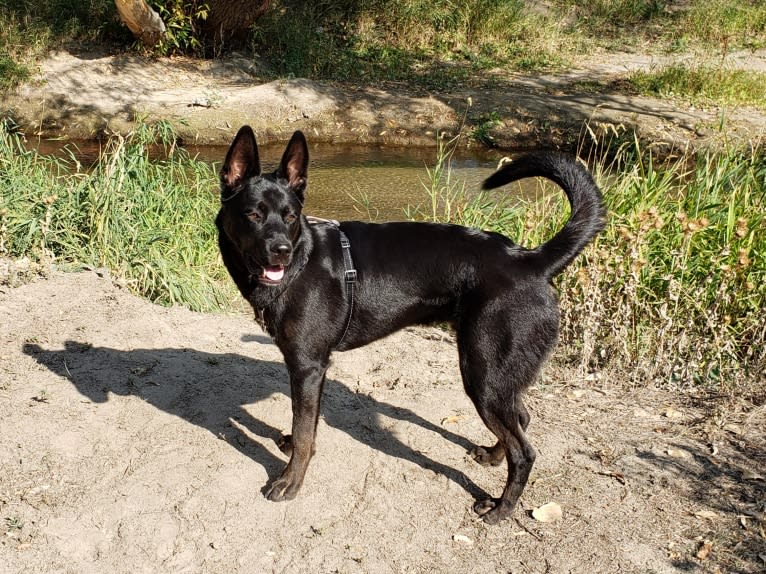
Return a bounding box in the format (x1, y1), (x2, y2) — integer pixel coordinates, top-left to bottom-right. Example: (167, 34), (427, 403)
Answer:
(216, 126), (605, 524)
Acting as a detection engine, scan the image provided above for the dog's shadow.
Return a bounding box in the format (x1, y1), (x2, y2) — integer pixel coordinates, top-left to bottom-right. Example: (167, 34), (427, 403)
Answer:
(23, 340), (489, 500)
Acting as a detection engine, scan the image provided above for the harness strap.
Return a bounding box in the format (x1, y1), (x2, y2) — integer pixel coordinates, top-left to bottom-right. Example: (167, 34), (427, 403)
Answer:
(306, 216), (356, 348)
(337, 229), (356, 347)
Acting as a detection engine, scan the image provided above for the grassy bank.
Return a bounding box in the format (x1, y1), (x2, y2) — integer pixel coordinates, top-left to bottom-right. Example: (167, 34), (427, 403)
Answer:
(0, 120), (234, 311)
(627, 64), (766, 112)
(409, 130), (765, 397)
(253, 0), (766, 88)
(1, 121), (764, 397)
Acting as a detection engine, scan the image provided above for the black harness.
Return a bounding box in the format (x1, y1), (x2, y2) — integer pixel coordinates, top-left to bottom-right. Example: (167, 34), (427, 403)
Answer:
(306, 216), (357, 348)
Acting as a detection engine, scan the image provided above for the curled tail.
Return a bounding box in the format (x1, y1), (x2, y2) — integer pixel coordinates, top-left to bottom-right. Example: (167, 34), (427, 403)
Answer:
(482, 152), (606, 279)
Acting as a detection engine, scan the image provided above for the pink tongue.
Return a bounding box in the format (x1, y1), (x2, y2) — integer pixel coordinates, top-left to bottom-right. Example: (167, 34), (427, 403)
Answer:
(264, 266), (285, 281)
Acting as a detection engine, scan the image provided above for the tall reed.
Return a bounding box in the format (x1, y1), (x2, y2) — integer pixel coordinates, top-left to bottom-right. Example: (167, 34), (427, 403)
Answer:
(0, 120), (235, 311)
(569, 130), (764, 395)
(410, 130), (765, 396)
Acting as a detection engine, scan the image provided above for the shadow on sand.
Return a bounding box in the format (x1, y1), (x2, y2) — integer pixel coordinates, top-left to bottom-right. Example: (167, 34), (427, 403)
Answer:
(23, 339), (489, 501)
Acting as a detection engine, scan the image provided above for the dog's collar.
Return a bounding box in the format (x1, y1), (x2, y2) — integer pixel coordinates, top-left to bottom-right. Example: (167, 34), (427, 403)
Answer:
(305, 216), (356, 349)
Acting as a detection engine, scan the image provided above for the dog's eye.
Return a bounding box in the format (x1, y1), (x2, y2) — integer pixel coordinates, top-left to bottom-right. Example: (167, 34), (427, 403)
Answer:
(284, 213), (297, 224)
(246, 211), (262, 222)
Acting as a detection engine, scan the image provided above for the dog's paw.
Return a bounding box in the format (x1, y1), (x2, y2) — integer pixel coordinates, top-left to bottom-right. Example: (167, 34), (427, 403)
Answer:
(277, 434), (293, 456)
(264, 475), (300, 502)
(473, 499), (513, 525)
(469, 444), (505, 467)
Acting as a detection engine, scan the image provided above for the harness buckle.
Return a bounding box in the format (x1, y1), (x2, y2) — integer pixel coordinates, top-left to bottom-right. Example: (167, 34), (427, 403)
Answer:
(344, 269), (357, 283)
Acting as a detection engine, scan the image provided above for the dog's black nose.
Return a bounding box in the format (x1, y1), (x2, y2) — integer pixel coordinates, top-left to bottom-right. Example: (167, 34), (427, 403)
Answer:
(271, 243), (292, 256)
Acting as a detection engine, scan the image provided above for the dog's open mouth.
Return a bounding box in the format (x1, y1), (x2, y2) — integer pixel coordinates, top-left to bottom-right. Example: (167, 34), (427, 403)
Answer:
(259, 265), (286, 285)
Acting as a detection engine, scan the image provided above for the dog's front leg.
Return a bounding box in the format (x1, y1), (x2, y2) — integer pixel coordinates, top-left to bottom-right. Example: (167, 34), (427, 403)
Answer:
(264, 357), (328, 502)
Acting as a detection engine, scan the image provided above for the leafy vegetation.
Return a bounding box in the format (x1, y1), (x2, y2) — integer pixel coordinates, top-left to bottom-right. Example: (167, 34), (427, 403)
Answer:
(149, 1), (210, 56)
(0, 119), (234, 311)
(406, 129), (765, 397)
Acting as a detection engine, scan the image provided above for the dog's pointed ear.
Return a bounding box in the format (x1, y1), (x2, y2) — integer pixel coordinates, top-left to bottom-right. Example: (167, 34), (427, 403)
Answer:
(221, 126), (260, 195)
(278, 130), (309, 200)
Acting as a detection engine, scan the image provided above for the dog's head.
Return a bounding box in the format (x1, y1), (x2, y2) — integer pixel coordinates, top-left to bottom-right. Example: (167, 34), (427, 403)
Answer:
(218, 126), (309, 286)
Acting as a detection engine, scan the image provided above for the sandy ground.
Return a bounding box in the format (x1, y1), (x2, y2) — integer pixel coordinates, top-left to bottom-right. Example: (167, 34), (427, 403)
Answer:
(1, 265), (764, 573)
(6, 48), (766, 150)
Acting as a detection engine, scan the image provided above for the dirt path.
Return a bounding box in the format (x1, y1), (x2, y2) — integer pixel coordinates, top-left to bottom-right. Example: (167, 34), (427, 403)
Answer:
(6, 48), (766, 150)
(1, 267), (764, 573)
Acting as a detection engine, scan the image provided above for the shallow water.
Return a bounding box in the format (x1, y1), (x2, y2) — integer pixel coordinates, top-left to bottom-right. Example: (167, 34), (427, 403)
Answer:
(34, 139), (543, 222)
(193, 142), (513, 222)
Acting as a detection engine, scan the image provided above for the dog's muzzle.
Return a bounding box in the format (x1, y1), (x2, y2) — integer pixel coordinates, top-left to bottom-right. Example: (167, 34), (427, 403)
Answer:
(260, 265), (286, 284)
(253, 241), (293, 285)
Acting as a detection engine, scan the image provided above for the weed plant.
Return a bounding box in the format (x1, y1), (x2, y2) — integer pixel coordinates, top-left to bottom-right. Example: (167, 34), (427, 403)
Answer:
(0, 119), (234, 311)
(408, 130), (765, 397)
(569, 130), (764, 396)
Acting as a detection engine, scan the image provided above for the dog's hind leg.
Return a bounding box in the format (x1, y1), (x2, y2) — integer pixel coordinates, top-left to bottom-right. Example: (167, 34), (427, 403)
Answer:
(471, 407), (536, 525)
(457, 297), (555, 524)
(461, 372), (538, 524)
(264, 355), (328, 502)
(469, 399), (530, 466)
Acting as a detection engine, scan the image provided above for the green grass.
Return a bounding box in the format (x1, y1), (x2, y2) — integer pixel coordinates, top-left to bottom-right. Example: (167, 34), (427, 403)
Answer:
(627, 64), (766, 111)
(252, 0), (570, 85)
(554, 0), (766, 51)
(0, 53), (30, 90)
(554, 0), (668, 38)
(0, 119), (234, 311)
(677, 0), (766, 51)
(408, 130), (765, 397)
